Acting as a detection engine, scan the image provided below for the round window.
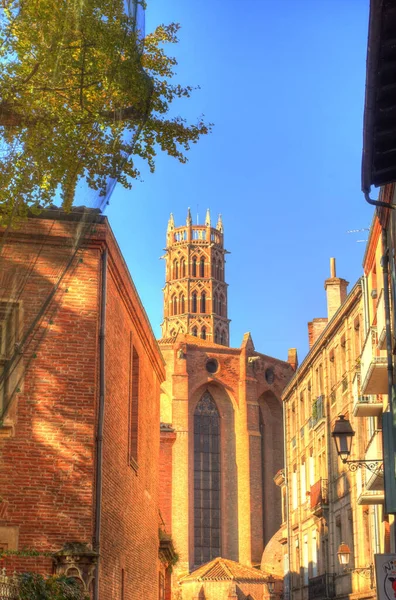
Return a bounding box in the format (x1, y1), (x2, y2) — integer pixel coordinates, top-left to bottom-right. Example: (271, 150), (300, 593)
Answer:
(206, 359), (219, 374)
(265, 367), (275, 384)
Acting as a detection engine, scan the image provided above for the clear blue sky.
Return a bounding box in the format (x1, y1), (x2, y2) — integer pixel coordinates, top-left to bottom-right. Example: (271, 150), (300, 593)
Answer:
(106, 0), (374, 363)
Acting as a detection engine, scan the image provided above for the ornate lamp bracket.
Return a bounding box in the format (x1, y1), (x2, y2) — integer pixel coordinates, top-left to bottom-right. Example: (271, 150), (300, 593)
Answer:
(341, 459), (383, 473)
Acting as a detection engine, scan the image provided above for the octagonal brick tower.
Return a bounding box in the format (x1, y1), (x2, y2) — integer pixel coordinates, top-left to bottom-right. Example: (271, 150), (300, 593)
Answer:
(161, 208), (230, 345)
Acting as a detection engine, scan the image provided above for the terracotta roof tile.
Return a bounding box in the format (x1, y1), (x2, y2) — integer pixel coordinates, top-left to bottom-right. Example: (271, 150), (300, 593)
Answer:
(180, 557), (268, 583)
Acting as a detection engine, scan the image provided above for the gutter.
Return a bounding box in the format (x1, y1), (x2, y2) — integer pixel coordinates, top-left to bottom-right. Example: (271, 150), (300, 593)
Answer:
(93, 248), (107, 600)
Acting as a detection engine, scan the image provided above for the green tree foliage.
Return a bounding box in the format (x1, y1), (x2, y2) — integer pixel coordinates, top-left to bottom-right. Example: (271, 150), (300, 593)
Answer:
(17, 573), (88, 600)
(0, 0), (212, 224)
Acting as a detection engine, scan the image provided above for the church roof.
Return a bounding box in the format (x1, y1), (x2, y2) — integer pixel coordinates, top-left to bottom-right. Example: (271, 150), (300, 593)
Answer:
(180, 557), (268, 583)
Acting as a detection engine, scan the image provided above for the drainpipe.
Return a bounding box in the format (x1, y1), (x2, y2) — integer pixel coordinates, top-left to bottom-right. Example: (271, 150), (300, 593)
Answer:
(94, 248), (108, 600)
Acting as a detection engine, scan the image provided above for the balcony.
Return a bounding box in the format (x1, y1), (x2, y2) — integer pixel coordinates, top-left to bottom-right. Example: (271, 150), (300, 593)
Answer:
(356, 455), (384, 505)
(376, 289), (387, 350)
(311, 395), (325, 428)
(360, 328), (387, 395)
(352, 372), (382, 417)
(364, 429), (384, 492)
(310, 479), (328, 517)
(308, 573), (335, 600)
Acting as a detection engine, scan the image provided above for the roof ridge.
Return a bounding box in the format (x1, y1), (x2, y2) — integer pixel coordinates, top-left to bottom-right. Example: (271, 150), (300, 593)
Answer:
(219, 558), (234, 580)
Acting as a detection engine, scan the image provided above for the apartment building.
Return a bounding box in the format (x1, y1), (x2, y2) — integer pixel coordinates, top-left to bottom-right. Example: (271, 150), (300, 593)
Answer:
(282, 258), (385, 600)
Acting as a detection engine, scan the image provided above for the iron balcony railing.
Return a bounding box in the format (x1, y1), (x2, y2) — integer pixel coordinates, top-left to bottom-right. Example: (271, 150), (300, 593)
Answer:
(308, 573), (336, 600)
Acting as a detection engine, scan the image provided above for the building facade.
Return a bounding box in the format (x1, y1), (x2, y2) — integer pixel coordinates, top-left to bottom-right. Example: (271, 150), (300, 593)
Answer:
(282, 258), (388, 600)
(0, 209), (169, 599)
(158, 211), (296, 599)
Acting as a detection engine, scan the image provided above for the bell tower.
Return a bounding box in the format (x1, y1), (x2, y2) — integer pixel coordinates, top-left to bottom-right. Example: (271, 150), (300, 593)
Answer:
(161, 208), (230, 345)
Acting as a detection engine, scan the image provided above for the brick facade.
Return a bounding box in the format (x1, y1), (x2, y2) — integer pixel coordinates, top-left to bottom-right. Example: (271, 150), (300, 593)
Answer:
(158, 213), (295, 598)
(0, 210), (165, 599)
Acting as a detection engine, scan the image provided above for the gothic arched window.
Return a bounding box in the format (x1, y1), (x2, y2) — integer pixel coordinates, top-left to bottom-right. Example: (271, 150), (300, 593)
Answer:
(212, 260), (217, 278)
(192, 326), (198, 337)
(214, 329), (220, 344)
(173, 296), (178, 316)
(194, 391), (221, 566)
(200, 257), (205, 278)
(180, 294), (185, 314)
(201, 327), (206, 340)
(181, 258), (186, 278)
(201, 292), (206, 314)
(220, 331), (225, 345)
(192, 257), (197, 277)
(192, 292), (197, 313)
(218, 296), (222, 317)
(213, 293), (218, 314)
(173, 259), (179, 280)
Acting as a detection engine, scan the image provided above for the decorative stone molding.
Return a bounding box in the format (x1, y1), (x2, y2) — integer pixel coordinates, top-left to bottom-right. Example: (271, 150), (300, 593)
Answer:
(52, 542), (98, 594)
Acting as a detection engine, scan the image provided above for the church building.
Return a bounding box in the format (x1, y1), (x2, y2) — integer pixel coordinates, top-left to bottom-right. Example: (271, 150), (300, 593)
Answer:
(158, 210), (296, 599)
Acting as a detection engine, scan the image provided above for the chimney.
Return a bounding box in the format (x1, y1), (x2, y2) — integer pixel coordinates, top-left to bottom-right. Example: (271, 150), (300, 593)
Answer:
(324, 258), (349, 321)
(307, 318), (328, 349)
(287, 348), (298, 371)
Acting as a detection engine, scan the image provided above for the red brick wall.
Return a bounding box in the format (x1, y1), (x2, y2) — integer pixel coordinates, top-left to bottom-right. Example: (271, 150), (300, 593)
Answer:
(0, 215), (165, 600)
(99, 258), (163, 599)
(159, 428), (176, 533)
(0, 221), (100, 558)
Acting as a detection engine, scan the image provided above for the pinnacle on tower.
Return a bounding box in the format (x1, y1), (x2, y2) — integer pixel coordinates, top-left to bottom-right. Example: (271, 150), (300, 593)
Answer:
(167, 213), (175, 233)
(216, 214), (223, 233)
(186, 207), (193, 226)
(205, 208), (211, 227)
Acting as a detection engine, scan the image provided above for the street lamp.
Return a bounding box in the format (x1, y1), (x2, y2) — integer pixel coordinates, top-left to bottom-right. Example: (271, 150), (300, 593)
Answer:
(331, 415), (383, 473)
(267, 574), (275, 596)
(337, 542), (352, 566)
(336, 543), (374, 588)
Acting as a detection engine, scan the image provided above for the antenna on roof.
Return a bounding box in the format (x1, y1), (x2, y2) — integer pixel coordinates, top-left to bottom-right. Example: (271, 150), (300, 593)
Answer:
(346, 227), (369, 243)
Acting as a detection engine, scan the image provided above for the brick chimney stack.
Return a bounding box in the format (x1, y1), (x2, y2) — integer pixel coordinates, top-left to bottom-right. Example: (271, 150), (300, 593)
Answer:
(324, 258), (348, 321)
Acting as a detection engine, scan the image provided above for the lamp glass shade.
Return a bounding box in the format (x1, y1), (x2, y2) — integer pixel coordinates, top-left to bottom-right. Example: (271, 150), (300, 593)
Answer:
(267, 575), (275, 594)
(337, 542), (351, 566)
(332, 415), (355, 461)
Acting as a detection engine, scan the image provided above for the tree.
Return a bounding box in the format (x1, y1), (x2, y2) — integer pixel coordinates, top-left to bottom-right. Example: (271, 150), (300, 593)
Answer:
(0, 1), (212, 225)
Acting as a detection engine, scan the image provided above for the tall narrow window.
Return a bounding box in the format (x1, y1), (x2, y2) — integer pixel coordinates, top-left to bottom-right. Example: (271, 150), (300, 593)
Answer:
(192, 257), (197, 277)
(201, 327), (206, 340)
(173, 259), (179, 280)
(218, 296), (223, 317)
(213, 294), (218, 314)
(194, 391), (221, 566)
(200, 257), (205, 278)
(192, 326), (198, 337)
(215, 329), (220, 344)
(129, 343), (139, 466)
(220, 331), (225, 345)
(180, 294), (185, 314)
(201, 292), (206, 313)
(192, 292), (197, 313)
(173, 296), (177, 316)
(181, 258), (186, 278)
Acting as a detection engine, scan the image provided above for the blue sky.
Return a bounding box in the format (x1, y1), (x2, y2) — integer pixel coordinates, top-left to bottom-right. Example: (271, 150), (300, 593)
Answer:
(106, 0), (374, 363)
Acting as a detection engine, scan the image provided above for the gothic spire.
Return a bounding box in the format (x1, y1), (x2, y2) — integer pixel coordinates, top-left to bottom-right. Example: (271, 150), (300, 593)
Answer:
(205, 208), (211, 227)
(216, 213), (223, 233)
(186, 207), (192, 226)
(167, 212), (175, 233)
